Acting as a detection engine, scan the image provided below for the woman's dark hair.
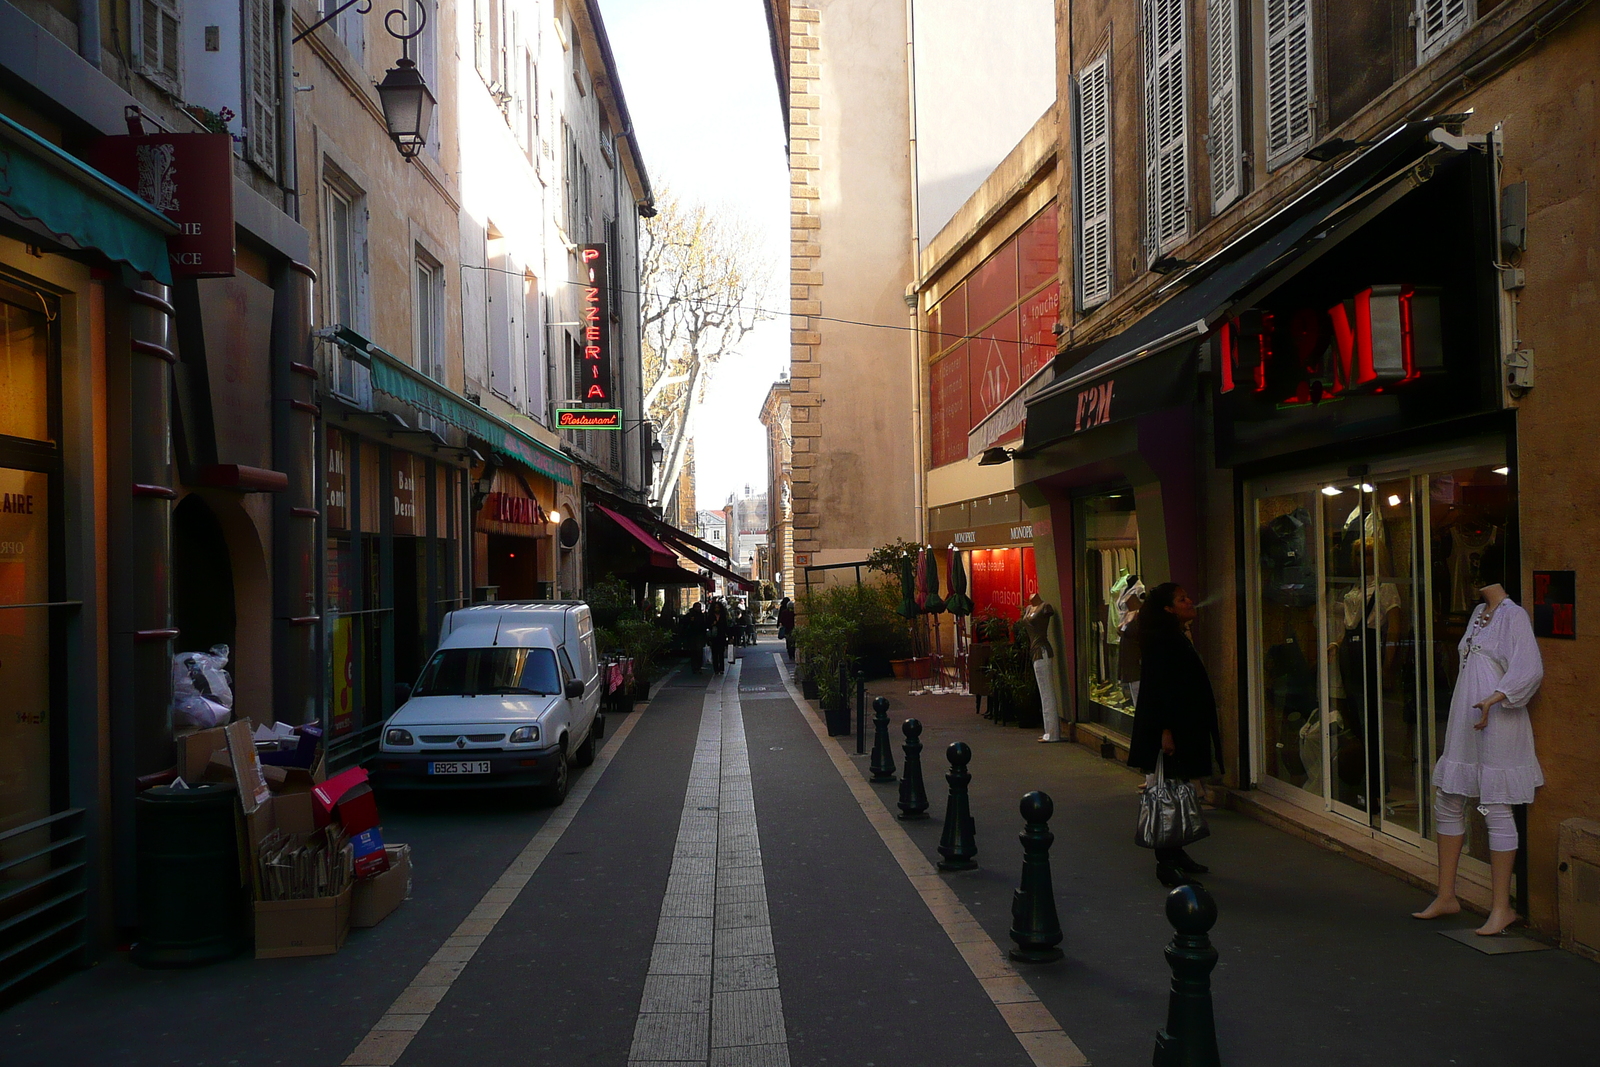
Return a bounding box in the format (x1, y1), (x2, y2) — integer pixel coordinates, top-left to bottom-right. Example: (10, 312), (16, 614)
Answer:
(1137, 582), (1185, 634)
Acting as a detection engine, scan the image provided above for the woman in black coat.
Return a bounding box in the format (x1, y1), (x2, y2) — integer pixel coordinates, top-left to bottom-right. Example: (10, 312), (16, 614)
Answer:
(1126, 582), (1223, 887)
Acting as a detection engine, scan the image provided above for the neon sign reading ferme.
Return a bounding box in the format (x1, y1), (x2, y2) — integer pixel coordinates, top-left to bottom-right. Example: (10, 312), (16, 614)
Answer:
(580, 244), (611, 402)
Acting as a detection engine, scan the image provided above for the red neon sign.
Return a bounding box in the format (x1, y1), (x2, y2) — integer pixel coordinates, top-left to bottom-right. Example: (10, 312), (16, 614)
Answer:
(579, 244), (611, 402)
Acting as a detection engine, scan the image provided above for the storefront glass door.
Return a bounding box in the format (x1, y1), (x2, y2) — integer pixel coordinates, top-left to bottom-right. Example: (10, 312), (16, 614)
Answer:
(1249, 448), (1511, 850)
(1076, 490), (1141, 735)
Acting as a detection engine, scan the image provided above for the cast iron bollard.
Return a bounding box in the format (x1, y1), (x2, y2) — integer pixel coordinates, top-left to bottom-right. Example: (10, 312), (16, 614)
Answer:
(1007, 790), (1063, 963)
(936, 742), (978, 871)
(869, 697), (897, 782)
(856, 672), (867, 754)
(897, 718), (929, 820)
(1152, 884), (1221, 1067)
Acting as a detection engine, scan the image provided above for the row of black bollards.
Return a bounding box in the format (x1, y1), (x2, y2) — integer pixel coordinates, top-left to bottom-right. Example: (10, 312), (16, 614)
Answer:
(865, 696), (1222, 1066)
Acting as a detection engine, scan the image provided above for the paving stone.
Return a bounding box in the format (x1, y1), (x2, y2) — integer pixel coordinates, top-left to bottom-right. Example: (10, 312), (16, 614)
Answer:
(714, 925), (775, 958)
(649, 943), (714, 976)
(711, 988), (787, 1048)
(655, 915), (715, 944)
(629, 1013), (709, 1062)
(639, 974), (712, 1014)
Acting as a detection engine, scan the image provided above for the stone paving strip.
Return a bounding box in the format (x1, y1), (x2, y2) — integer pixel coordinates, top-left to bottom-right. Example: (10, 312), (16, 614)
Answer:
(340, 675), (669, 1067)
(629, 659), (791, 1067)
(772, 654), (1090, 1067)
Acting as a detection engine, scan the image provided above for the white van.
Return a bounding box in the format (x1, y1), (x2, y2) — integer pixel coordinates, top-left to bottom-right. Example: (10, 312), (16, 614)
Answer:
(372, 602), (603, 803)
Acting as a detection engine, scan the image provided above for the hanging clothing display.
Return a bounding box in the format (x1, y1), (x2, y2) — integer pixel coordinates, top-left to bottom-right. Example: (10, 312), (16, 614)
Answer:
(1106, 570), (1132, 644)
(1432, 600), (1544, 805)
(1445, 522), (1499, 613)
(1261, 506), (1316, 606)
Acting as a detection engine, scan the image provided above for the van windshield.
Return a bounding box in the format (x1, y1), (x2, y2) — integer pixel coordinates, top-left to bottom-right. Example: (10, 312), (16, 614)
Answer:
(411, 647), (561, 697)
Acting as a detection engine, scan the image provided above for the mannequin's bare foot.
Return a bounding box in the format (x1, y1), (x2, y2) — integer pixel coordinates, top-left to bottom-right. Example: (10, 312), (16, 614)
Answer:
(1475, 907), (1520, 936)
(1411, 896), (1460, 920)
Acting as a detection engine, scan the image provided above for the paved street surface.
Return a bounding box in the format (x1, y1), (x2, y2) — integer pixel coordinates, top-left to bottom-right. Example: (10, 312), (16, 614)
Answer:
(3, 639), (1595, 1066)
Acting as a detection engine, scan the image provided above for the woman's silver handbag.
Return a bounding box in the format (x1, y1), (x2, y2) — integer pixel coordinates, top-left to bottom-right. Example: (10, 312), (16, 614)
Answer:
(1135, 754), (1211, 849)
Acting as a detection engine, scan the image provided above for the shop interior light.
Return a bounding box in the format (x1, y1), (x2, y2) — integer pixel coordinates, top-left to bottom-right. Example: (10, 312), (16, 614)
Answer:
(1359, 483), (1376, 493)
(1321, 486), (1344, 496)
(1493, 466), (1510, 475)
(548, 510), (562, 523)
(1387, 494), (1402, 507)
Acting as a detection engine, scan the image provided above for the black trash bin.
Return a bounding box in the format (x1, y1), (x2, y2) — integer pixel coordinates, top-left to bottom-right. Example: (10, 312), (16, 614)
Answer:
(132, 782), (248, 967)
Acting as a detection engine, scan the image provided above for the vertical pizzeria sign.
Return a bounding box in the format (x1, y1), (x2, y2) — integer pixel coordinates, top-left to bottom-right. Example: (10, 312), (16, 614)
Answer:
(579, 244), (611, 402)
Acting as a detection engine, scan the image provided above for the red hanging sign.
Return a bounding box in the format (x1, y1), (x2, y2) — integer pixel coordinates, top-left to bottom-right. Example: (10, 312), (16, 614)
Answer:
(90, 132), (236, 277)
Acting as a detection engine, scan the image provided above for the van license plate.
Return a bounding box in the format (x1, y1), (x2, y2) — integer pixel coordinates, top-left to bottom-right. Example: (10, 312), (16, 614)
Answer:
(429, 760), (491, 775)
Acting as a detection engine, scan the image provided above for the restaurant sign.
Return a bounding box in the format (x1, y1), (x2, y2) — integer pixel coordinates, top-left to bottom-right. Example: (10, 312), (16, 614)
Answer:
(556, 408), (621, 429)
(579, 244), (611, 402)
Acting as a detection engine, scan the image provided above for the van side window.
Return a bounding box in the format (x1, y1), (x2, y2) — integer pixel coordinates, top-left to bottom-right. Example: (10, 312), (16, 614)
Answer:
(558, 647), (576, 683)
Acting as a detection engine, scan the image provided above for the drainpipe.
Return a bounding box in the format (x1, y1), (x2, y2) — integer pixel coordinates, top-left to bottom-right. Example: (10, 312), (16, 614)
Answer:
(77, 0), (101, 69)
(904, 0), (925, 544)
(108, 280), (176, 926)
(271, 261), (319, 725)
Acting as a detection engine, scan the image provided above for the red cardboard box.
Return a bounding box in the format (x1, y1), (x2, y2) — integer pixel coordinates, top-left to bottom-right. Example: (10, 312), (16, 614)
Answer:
(312, 767), (379, 834)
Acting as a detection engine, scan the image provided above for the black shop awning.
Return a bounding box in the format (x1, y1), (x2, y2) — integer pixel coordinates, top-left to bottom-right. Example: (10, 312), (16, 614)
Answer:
(1023, 120), (1451, 452)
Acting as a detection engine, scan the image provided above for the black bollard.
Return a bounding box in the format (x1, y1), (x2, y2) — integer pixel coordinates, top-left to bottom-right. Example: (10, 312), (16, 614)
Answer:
(1152, 884), (1221, 1067)
(1008, 791), (1063, 963)
(936, 742), (978, 871)
(855, 672), (866, 755)
(869, 696), (897, 782)
(897, 718), (929, 820)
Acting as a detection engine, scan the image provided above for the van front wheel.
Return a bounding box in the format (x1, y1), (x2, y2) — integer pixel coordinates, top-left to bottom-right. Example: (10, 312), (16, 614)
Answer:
(541, 740), (570, 805)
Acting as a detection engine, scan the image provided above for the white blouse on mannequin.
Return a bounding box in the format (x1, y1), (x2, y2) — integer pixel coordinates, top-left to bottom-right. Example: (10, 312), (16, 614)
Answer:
(1432, 599), (1544, 805)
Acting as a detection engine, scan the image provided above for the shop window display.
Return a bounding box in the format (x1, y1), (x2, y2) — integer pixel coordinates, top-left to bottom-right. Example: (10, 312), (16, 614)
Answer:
(1248, 456), (1513, 856)
(1077, 491), (1140, 733)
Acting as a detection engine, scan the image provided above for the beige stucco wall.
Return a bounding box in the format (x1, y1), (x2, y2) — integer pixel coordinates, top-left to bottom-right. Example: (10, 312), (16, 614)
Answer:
(790, 0), (919, 568)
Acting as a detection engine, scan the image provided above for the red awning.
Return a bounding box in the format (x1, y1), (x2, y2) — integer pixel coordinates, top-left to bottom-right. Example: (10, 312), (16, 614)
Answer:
(594, 503), (678, 568)
(659, 531), (758, 592)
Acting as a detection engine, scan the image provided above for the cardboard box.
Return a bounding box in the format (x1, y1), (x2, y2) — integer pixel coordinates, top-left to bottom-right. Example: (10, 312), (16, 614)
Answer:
(351, 845), (411, 928)
(178, 726), (229, 781)
(225, 720), (272, 812)
(312, 767), (379, 834)
(350, 827), (389, 878)
(254, 884), (352, 958)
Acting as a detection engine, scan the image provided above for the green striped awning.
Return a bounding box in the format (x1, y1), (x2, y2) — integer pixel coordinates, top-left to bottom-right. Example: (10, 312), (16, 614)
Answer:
(348, 330), (574, 486)
(0, 113), (176, 283)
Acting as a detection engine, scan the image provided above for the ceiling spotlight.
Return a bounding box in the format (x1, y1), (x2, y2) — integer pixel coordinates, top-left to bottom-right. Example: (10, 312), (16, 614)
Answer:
(1387, 494), (1402, 507)
(1493, 466), (1509, 475)
(1359, 483), (1376, 493)
(1321, 486), (1344, 497)
(548, 510), (562, 523)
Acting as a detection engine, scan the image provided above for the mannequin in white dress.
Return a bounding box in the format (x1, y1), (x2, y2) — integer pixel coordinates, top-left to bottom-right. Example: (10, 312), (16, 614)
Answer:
(1411, 580), (1544, 935)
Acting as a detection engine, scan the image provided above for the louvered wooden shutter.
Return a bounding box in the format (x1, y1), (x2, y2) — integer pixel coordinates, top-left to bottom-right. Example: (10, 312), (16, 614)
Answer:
(246, 0), (279, 177)
(474, 0), (491, 77)
(1143, 0), (1190, 258)
(140, 0), (181, 88)
(1416, 0), (1473, 62)
(1264, 0), (1314, 167)
(1207, 0), (1243, 212)
(1076, 55), (1113, 310)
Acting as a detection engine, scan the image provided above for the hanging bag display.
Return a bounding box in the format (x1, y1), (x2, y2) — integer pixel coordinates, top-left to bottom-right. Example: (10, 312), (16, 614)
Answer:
(1135, 753), (1211, 850)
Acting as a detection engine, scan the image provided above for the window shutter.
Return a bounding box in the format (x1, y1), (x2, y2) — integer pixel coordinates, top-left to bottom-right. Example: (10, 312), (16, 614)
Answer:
(139, 0), (181, 89)
(1264, 0), (1314, 166)
(474, 0), (491, 77)
(246, 0), (279, 177)
(488, 255), (512, 399)
(1076, 55), (1113, 310)
(1143, 0), (1190, 258)
(524, 276), (545, 419)
(1206, 0), (1243, 212)
(1416, 0), (1473, 63)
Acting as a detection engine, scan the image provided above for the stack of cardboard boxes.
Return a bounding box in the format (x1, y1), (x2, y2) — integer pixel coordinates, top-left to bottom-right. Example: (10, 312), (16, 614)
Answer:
(174, 721), (411, 958)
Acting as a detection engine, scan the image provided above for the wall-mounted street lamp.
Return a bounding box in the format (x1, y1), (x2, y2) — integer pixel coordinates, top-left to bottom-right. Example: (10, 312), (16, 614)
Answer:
(297, 2), (434, 161)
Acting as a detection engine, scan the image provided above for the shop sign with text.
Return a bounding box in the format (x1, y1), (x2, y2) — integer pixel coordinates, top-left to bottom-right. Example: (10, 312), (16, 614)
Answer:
(557, 407), (621, 429)
(91, 132), (236, 277)
(579, 244), (611, 402)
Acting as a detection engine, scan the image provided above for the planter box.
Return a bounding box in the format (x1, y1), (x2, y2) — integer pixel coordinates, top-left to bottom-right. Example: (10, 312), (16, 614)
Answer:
(908, 657), (934, 680)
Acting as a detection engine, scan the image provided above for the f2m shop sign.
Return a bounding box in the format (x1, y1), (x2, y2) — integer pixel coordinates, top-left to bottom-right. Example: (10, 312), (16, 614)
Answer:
(1073, 380), (1113, 433)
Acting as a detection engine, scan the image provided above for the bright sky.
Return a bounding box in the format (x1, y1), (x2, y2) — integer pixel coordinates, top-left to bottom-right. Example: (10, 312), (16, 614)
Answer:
(597, 0), (789, 514)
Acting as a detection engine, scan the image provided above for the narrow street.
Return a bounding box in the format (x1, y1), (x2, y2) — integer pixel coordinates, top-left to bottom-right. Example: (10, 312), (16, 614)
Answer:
(4, 640), (1594, 1066)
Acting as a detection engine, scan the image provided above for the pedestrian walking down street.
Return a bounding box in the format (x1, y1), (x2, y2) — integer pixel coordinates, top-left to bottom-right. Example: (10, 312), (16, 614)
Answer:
(709, 600), (732, 675)
(684, 602), (708, 674)
(1127, 582), (1223, 888)
(777, 597), (796, 661)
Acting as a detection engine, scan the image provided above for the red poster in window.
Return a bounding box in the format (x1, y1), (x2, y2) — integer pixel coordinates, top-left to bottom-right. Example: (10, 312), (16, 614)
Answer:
(971, 548), (1023, 621)
(930, 345), (969, 468)
(1019, 283), (1060, 380)
(1018, 206), (1058, 293)
(935, 284), (967, 354)
(1022, 547), (1039, 602)
(966, 241), (1019, 333)
(968, 310), (1020, 427)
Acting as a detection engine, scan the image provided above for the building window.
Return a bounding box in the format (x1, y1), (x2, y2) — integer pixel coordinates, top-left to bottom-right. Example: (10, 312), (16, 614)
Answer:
(1075, 54), (1113, 309)
(414, 0), (441, 156)
(1143, 0), (1191, 260)
(326, 175), (370, 400)
(562, 122), (580, 237)
(579, 158), (593, 242)
(325, 0), (363, 61)
(1263, 0), (1314, 168)
(415, 252), (444, 382)
(245, 0), (281, 178)
(138, 0), (182, 92)
(1206, 0), (1244, 212)
(1415, 0), (1474, 63)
